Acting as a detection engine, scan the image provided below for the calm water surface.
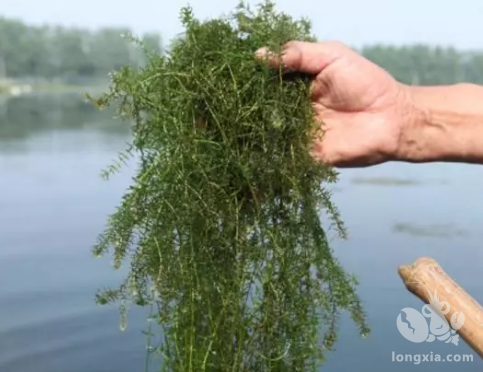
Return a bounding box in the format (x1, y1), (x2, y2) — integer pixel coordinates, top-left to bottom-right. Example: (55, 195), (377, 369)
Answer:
(0, 94), (482, 371)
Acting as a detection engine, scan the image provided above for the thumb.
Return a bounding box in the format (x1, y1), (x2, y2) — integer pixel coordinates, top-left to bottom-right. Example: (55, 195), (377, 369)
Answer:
(255, 40), (345, 75)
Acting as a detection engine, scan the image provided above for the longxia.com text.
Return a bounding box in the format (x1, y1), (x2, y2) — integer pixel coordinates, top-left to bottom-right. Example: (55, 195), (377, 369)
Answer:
(391, 352), (474, 364)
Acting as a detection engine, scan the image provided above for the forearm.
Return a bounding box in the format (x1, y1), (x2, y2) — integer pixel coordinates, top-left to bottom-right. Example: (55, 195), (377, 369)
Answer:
(398, 83), (483, 164)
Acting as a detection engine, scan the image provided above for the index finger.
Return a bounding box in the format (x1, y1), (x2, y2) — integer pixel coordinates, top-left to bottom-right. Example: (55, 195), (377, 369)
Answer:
(255, 40), (344, 75)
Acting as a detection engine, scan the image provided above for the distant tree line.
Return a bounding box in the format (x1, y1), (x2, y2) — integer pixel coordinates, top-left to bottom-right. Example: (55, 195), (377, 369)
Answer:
(360, 44), (483, 85)
(1, 16), (483, 86)
(0, 17), (162, 83)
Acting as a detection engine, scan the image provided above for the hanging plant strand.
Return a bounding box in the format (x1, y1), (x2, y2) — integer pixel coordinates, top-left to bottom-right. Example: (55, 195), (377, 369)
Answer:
(91, 1), (369, 371)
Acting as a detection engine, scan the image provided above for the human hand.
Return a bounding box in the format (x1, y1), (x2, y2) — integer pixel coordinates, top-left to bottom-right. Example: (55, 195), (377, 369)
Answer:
(255, 41), (417, 167)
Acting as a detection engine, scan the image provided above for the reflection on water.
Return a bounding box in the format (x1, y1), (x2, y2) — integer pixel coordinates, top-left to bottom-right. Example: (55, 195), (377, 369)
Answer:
(0, 93), (129, 154)
(351, 176), (422, 186)
(350, 176), (453, 187)
(393, 223), (470, 239)
(0, 94), (482, 372)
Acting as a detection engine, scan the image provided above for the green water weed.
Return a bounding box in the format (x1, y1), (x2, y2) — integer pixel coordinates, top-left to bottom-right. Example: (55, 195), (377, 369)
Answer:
(91, 2), (369, 371)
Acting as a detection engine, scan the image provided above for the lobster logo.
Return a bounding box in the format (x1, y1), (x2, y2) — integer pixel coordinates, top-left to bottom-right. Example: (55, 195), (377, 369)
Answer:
(396, 282), (465, 345)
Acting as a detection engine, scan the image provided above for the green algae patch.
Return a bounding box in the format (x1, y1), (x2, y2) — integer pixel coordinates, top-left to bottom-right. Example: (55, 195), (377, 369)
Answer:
(91, 1), (369, 371)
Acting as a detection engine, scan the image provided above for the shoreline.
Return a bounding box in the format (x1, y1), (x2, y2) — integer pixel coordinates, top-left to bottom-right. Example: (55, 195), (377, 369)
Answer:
(0, 79), (108, 97)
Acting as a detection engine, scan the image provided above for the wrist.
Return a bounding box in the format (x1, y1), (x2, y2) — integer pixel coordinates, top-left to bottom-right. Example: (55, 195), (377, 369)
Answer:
(396, 83), (483, 164)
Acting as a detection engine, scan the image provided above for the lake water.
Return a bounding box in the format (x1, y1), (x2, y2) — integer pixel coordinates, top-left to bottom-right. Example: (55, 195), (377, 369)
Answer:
(0, 93), (482, 371)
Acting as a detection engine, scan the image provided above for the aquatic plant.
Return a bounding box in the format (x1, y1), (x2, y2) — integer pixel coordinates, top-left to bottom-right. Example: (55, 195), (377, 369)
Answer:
(91, 1), (369, 371)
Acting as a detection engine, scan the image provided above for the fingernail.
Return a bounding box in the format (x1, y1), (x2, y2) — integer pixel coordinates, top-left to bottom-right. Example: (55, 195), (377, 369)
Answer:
(255, 47), (268, 57)
(255, 47), (275, 60)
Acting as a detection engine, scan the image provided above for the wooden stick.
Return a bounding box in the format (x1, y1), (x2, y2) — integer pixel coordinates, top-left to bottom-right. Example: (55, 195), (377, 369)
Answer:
(398, 256), (483, 358)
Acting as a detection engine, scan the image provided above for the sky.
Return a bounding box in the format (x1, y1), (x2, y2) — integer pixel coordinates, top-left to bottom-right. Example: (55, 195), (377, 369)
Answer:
(2, 0), (483, 50)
